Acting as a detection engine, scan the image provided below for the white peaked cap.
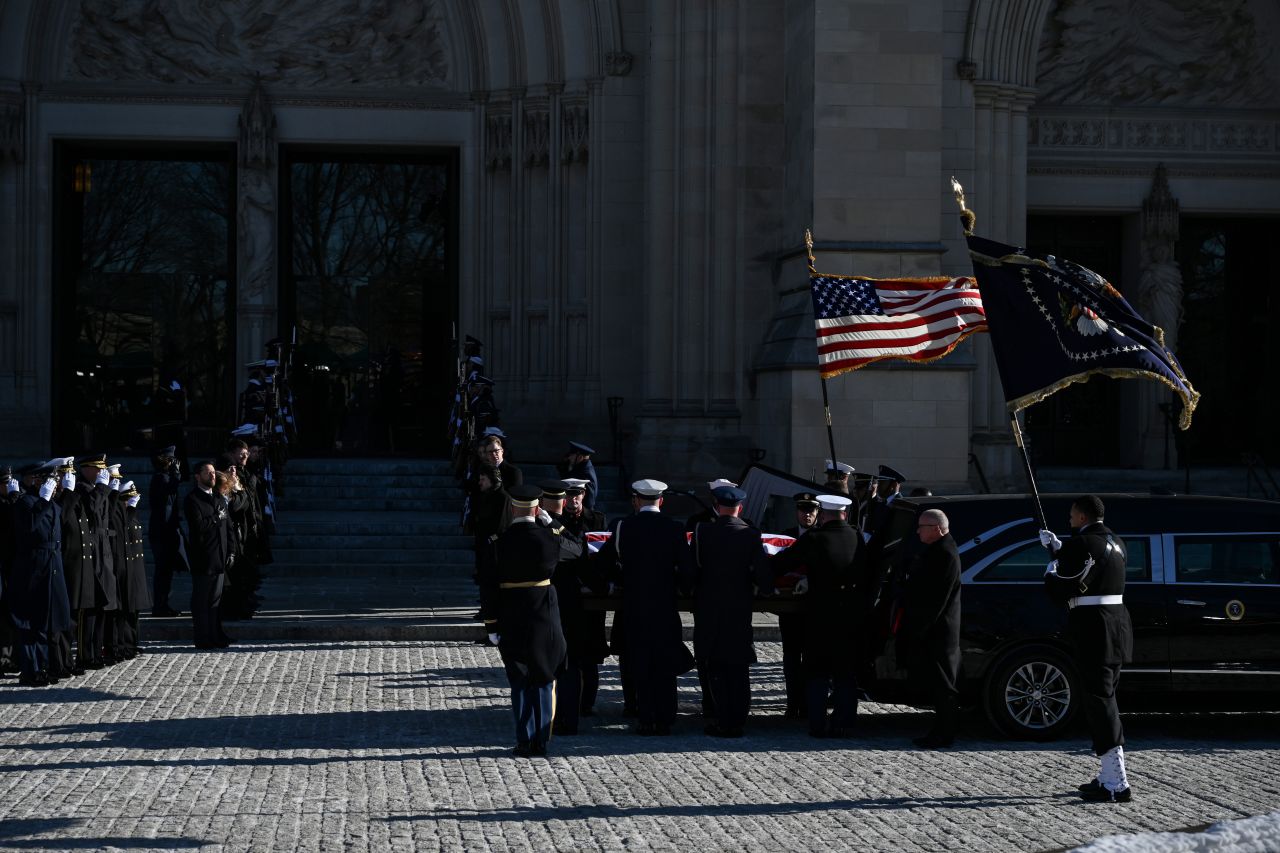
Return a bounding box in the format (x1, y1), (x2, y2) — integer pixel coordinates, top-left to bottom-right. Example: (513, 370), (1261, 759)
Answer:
(707, 478), (738, 490)
(824, 460), (855, 475)
(631, 479), (667, 497)
(816, 494), (853, 511)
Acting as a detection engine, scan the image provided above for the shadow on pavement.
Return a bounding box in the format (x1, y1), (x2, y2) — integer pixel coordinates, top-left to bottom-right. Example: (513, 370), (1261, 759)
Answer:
(0, 817), (207, 849)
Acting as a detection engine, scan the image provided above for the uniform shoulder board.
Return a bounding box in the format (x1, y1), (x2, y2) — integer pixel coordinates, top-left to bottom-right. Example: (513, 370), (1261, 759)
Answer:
(550, 524), (564, 535)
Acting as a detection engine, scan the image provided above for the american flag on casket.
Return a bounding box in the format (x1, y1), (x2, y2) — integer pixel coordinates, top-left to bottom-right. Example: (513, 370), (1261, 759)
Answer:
(584, 531), (796, 554)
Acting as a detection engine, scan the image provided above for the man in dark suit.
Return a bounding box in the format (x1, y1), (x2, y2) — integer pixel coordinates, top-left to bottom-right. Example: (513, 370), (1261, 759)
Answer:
(482, 485), (567, 757)
(684, 486), (773, 737)
(898, 508), (962, 748)
(184, 461), (234, 650)
(770, 493), (862, 738)
(597, 479), (694, 735)
(1041, 495), (1133, 803)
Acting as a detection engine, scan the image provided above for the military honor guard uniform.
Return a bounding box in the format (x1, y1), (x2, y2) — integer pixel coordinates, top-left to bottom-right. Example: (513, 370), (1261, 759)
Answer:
(115, 482), (151, 659)
(597, 479), (694, 735)
(535, 480), (590, 736)
(770, 494), (863, 738)
(559, 441), (599, 511)
(9, 462), (72, 685)
(148, 447), (187, 617)
(560, 478), (609, 716)
(1041, 495), (1134, 803)
(778, 491), (820, 718)
(684, 486), (773, 737)
(75, 453), (119, 669)
(483, 484), (568, 756)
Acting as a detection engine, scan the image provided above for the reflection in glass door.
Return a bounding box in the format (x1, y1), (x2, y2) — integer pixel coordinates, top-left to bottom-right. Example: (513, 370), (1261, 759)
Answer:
(53, 146), (236, 454)
(284, 152), (455, 455)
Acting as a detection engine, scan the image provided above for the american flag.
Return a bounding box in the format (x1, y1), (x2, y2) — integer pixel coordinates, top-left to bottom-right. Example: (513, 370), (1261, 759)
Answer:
(810, 274), (987, 379)
(585, 531), (796, 555)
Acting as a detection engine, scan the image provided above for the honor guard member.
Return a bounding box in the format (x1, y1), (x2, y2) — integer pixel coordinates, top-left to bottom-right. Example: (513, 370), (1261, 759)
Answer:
(148, 447), (186, 616)
(75, 453), (118, 669)
(537, 480), (590, 735)
(777, 492), (820, 718)
(185, 461), (234, 650)
(105, 464), (131, 663)
(898, 509), (961, 748)
(9, 462), (72, 685)
(597, 479), (694, 735)
(1041, 496), (1134, 803)
(0, 465), (20, 674)
(864, 465), (907, 538)
(823, 460), (854, 498)
(114, 482), (151, 659)
(684, 486), (773, 738)
(685, 479), (737, 533)
(483, 485), (568, 757)
(560, 478), (609, 716)
(770, 494), (862, 738)
(559, 442), (599, 511)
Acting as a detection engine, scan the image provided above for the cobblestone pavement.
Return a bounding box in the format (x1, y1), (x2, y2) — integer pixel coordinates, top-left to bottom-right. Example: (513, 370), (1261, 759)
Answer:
(0, 642), (1277, 852)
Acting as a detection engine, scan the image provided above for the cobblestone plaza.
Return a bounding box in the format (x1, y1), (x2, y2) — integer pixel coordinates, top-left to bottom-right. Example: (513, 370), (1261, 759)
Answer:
(1, 641), (1277, 852)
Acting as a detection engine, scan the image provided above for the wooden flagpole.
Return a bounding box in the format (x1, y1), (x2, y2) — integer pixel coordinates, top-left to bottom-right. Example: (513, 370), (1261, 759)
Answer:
(950, 178), (1049, 532)
(807, 229), (841, 471)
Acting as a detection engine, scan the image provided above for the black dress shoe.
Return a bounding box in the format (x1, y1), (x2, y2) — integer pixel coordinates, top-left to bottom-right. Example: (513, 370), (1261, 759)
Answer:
(808, 728), (826, 739)
(69, 665), (86, 676)
(194, 643), (217, 650)
(1080, 785), (1132, 803)
(636, 722), (656, 736)
(83, 660), (104, 671)
(531, 742), (548, 757)
(1078, 778), (1102, 793)
(552, 723), (578, 736)
(827, 727), (857, 739)
(913, 735), (953, 749)
(704, 724), (744, 738)
(654, 723), (672, 736)
(18, 673), (48, 687)
(621, 705), (638, 718)
(513, 743), (534, 758)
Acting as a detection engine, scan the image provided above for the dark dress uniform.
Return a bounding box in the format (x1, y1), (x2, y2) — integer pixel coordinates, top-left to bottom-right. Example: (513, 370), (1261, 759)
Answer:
(561, 507), (609, 714)
(75, 480), (119, 668)
(547, 512), (589, 734)
(57, 484), (95, 672)
(185, 487), (234, 649)
(597, 508), (694, 732)
(778, 525), (811, 716)
(0, 488), (18, 673)
(10, 489), (72, 682)
(148, 468), (187, 614)
(771, 517), (863, 736)
(106, 492), (131, 661)
(898, 532), (962, 744)
(685, 514), (773, 734)
(1044, 521), (1132, 757)
(483, 518), (567, 754)
(115, 502), (152, 657)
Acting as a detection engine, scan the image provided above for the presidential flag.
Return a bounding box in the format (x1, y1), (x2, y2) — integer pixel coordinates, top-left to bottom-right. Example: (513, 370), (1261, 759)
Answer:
(810, 273), (987, 379)
(966, 234), (1200, 429)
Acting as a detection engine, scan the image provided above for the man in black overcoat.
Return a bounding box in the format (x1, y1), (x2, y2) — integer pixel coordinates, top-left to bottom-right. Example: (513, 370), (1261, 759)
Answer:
(148, 447), (186, 617)
(481, 485), (568, 757)
(185, 461), (234, 649)
(9, 464), (72, 685)
(596, 479), (694, 735)
(770, 493), (862, 738)
(1041, 495), (1134, 803)
(684, 486), (773, 737)
(560, 478), (608, 716)
(898, 508), (962, 748)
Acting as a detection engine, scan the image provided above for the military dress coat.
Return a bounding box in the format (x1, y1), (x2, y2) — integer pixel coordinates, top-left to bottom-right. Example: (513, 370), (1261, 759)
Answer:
(685, 515), (772, 666)
(897, 532), (962, 694)
(597, 510), (695, 677)
(484, 519), (567, 686)
(83, 482), (119, 611)
(770, 518), (862, 676)
(119, 505), (152, 613)
(560, 508), (610, 664)
(8, 494), (72, 635)
(1044, 521), (1133, 666)
(148, 470), (189, 574)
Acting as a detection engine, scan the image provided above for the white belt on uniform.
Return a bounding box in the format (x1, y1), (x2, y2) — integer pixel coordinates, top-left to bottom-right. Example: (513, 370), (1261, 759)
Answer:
(1068, 594), (1124, 609)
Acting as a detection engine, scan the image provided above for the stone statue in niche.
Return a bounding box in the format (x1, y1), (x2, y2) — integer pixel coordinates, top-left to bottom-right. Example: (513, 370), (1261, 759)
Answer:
(65, 0), (450, 88)
(1036, 0), (1277, 107)
(237, 81), (276, 301)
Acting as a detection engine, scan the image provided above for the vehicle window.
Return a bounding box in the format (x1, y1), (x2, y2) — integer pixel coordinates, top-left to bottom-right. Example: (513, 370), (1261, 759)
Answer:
(1174, 536), (1280, 585)
(975, 537), (1151, 582)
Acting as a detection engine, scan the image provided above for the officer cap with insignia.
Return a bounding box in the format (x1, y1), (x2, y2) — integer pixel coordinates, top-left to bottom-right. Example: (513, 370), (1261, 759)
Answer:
(631, 478), (667, 498)
(121, 480), (140, 497)
(824, 460), (855, 476)
(816, 494), (853, 512)
(538, 479), (568, 499)
(712, 486), (747, 507)
(56, 456), (77, 473)
(508, 484), (544, 508)
(34, 460), (58, 478)
(79, 452), (108, 469)
(568, 441), (595, 456)
(707, 478), (738, 491)
(793, 491), (820, 508)
(877, 464), (907, 484)
(562, 478), (590, 495)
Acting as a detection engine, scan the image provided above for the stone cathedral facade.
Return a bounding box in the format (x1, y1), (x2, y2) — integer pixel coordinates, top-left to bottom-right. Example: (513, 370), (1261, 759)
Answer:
(0, 0), (1276, 489)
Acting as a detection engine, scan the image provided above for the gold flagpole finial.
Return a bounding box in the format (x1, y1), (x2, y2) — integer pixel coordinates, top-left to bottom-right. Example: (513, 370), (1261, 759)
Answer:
(804, 228), (816, 273)
(950, 176), (976, 237)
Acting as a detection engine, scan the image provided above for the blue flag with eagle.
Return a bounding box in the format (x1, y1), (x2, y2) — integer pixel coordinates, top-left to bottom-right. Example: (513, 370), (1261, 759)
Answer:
(965, 234), (1200, 429)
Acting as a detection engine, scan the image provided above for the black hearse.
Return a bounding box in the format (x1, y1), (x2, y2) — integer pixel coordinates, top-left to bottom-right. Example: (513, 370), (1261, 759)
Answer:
(869, 493), (1280, 740)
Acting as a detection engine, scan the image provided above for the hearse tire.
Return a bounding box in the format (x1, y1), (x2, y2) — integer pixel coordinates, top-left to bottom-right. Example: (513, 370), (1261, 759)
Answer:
(983, 644), (1079, 741)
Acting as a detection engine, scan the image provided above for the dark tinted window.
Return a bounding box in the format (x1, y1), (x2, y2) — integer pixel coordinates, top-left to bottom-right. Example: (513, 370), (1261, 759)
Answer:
(976, 537), (1150, 582)
(1174, 536), (1280, 585)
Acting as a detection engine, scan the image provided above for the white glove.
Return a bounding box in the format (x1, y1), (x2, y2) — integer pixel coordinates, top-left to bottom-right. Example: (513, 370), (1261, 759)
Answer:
(487, 633), (500, 646)
(110, 478), (122, 491)
(39, 477), (56, 501)
(1038, 529), (1062, 552)
(5, 479), (18, 494)
(121, 480), (135, 493)
(170, 380), (181, 391)
(95, 468), (110, 485)
(61, 472), (75, 490)
(1045, 559), (1059, 576)
(793, 577), (810, 595)
(126, 495), (140, 508)
(537, 509), (552, 525)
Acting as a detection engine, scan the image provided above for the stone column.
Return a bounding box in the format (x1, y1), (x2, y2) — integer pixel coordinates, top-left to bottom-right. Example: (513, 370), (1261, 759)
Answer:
(1136, 164), (1183, 468)
(235, 80), (278, 397)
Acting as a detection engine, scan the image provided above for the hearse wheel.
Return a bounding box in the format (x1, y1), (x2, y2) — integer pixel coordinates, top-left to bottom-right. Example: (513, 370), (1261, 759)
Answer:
(984, 644), (1079, 741)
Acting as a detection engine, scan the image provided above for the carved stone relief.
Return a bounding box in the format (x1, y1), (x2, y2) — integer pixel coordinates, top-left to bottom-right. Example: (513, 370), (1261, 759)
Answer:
(562, 102), (589, 163)
(65, 0), (451, 88)
(237, 82), (277, 302)
(524, 108), (551, 168)
(486, 112), (512, 172)
(1036, 0), (1278, 107)
(605, 51), (633, 77)
(0, 97), (21, 164)
(1029, 115), (1277, 155)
